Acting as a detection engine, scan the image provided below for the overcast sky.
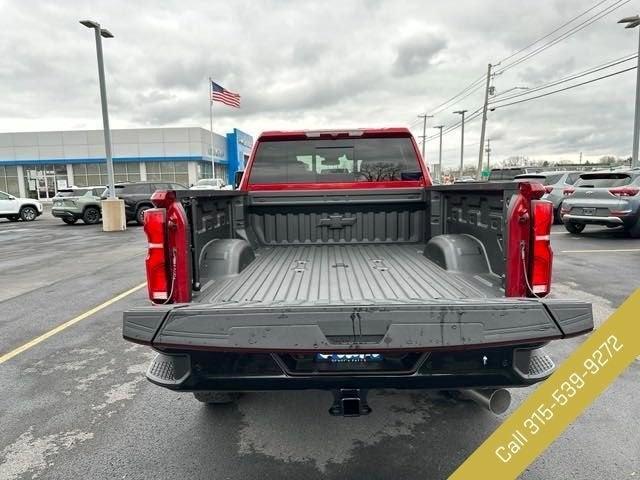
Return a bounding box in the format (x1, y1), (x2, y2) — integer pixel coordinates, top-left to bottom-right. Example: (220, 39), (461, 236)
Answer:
(0, 0), (638, 167)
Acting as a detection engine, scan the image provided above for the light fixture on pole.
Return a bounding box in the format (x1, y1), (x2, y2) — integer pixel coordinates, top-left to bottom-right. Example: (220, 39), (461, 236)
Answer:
(80, 19), (126, 231)
(453, 110), (467, 178)
(618, 14), (640, 168)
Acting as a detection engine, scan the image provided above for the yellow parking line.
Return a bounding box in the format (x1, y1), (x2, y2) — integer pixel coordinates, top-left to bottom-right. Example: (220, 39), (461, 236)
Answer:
(561, 248), (640, 254)
(0, 282), (147, 365)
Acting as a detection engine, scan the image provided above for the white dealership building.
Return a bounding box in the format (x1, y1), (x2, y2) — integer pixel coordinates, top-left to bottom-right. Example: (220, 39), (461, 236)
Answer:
(0, 126), (253, 199)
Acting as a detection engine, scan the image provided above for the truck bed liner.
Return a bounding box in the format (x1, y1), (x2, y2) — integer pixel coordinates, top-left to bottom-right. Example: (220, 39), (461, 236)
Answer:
(201, 244), (500, 307)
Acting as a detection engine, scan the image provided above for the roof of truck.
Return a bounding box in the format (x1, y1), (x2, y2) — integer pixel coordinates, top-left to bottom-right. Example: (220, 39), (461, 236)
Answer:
(257, 127), (412, 140)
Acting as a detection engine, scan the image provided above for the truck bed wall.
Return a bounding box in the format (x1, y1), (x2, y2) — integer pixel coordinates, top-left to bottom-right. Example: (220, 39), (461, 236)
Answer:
(178, 184), (517, 293)
(247, 189), (427, 245)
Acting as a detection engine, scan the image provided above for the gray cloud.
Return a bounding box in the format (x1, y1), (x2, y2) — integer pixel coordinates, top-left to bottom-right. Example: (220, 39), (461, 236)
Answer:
(393, 33), (447, 76)
(0, 0), (636, 166)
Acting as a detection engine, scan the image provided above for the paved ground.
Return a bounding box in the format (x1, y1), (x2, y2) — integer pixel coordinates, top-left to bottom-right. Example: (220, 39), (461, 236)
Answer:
(0, 213), (638, 480)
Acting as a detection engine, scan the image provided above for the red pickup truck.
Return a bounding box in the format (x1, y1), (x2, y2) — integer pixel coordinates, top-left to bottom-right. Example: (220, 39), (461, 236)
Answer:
(123, 128), (593, 416)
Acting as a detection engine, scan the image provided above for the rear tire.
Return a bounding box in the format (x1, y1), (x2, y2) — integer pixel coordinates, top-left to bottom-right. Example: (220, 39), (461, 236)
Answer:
(554, 207), (563, 225)
(82, 206), (101, 225)
(626, 217), (640, 238)
(136, 205), (151, 225)
(62, 217), (78, 225)
(564, 222), (585, 234)
(19, 206), (37, 222)
(193, 391), (240, 405)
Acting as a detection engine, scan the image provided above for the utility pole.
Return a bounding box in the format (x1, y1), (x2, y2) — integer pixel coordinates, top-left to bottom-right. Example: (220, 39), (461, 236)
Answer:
(618, 15), (640, 168)
(477, 63), (493, 180)
(579, 151), (583, 164)
(485, 139), (491, 170)
(417, 114), (433, 161)
(453, 110), (467, 178)
(433, 125), (444, 181)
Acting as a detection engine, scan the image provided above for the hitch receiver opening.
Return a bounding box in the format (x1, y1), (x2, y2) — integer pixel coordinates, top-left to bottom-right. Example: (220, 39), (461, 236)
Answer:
(329, 389), (371, 417)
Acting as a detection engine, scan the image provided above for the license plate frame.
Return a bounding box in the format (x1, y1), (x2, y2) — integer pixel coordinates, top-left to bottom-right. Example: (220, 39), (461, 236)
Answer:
(315, 353), (384, 364)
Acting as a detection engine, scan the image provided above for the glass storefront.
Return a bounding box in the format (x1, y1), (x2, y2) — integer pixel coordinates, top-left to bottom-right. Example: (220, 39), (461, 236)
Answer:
(145, 161), (189, 186)
(0, 165), (20, 196)
(197, 161), (227, 183)
(114, 162), (140, 183)
(73, 163), (109, 188)
(24, 164), (68, 200)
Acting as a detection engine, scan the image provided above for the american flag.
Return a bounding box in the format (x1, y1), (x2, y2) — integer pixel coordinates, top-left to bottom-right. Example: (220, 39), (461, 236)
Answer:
(210, 81), (240, 108)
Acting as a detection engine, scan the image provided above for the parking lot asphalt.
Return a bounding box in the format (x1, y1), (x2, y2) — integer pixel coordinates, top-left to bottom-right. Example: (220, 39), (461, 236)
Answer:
(0, 214), (638, 480)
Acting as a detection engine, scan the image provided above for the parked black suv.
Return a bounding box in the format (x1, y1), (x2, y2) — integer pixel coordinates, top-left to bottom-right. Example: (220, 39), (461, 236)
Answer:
(102, 181), (186, 225)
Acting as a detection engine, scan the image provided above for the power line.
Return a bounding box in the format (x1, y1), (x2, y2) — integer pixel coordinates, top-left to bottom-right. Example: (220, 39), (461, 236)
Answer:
(490, 53), (638, 104)
(495, 0), (630, 75)
(416, 73), (486, 120)
(495, 0), (611, 66)
(428, 78), (486, 116)
(490, 66), (637, 110)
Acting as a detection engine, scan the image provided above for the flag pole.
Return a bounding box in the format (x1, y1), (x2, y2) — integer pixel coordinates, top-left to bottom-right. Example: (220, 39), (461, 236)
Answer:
(209, 77), (215, 179)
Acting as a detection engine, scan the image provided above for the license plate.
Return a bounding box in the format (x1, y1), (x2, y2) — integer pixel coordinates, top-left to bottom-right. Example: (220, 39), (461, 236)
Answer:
(315, 353), (383, 363)
(582, 207), (595, 216)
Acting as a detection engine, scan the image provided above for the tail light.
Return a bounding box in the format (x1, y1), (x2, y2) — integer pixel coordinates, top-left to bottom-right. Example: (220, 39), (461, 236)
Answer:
(608, 186), (640, 197)
(142, 190), (192, 304)
(544, 186), (554, 194)
(506, 182), (545, 297)
(562, 187), (575, 196)
(528, 200), (553, 297)
(144, 208), (169, 302)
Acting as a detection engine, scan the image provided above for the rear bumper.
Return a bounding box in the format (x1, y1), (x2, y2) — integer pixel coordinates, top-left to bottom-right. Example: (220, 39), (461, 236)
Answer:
(51, 208), (81, 219)
(145, 344), (558, 391)
(562, 213), (626, 226)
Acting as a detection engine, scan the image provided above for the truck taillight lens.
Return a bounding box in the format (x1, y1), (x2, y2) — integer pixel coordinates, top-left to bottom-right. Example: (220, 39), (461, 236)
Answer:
(608, 186), (640, 197)
(562, 187), (575, 196)
(529, 200), (553, 297)
(144, 208), (169, 303)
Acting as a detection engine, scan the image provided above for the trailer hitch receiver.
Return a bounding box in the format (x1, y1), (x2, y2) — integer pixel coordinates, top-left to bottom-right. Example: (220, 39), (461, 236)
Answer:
(329, 389), (371, 416)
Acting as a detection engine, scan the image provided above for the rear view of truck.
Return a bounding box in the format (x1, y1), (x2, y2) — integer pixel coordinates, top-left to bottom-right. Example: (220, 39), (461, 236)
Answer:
(123, 128), (593, 416)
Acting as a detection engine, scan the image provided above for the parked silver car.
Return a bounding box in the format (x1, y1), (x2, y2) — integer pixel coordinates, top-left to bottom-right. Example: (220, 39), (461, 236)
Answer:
(515, 171), (582, 223)
(560, 169), (640, 237)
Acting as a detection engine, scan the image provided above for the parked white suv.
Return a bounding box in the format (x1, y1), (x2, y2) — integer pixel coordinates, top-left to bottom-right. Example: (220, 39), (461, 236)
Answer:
(0, 191), (43, 222)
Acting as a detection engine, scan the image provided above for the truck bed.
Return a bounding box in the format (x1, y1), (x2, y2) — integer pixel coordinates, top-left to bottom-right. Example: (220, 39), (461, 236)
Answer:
(199, 244), (502, 307)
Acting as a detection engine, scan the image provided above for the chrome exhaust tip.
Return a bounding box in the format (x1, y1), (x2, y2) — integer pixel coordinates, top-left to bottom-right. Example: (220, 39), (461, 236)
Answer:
(463, 388), (511, 415)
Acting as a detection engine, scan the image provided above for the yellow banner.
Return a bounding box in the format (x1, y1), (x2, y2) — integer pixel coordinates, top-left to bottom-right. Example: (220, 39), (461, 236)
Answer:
(450, 289), (640, 480)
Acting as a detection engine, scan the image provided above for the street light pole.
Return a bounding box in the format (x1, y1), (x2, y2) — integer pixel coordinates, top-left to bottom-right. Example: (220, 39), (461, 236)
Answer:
(618, 15), (640, 168)
(81, 20), (125, 231)
(433, 125), (444, 181)
(453, 110), (467, 178)
(80, 20), (115, 198)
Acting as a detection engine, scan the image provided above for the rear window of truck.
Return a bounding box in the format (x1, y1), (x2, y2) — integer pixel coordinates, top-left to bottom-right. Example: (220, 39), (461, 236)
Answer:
(575, 173), (632, 188)
(248, 137), (422, 184)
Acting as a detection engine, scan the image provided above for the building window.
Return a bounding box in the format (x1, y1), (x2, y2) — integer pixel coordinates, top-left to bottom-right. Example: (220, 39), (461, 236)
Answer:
(73, 163), (108, 187)
(215, 164), (227, 182)
(145, 161), (188, 185)
(0, 165), (20, 196)
(198, 161), (213, 180)
(114, 162), (140, 183)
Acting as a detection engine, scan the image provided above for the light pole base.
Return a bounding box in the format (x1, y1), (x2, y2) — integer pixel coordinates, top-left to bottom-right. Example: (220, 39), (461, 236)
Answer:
(101, 198), (126, 232)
